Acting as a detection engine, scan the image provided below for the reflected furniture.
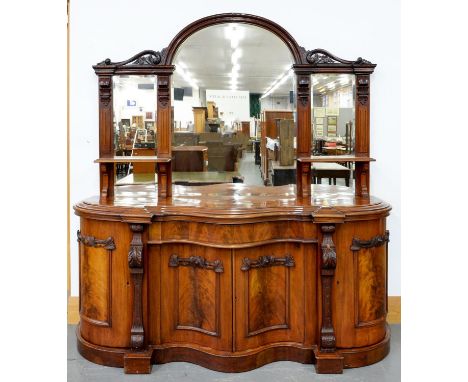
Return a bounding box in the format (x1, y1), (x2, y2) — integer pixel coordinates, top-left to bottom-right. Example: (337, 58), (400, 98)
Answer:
(271, 160), (296, 186)
(172, 145), (207, 172)
(75, 13), (390, 376)
(312, 162), (351, 187)
(192, 107), (207, 133)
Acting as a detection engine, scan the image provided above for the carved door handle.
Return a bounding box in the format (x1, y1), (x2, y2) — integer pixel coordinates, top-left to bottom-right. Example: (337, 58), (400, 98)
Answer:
(241, 254), (295, 271)
(169, 254), (224, 273)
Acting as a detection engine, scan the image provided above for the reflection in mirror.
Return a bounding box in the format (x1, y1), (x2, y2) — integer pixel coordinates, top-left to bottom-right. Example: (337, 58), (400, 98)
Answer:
(311, 74), (355, 156)
(113, 75), (157, 179)
(311, 74), (355, 188)
(171, 23), (295, 187)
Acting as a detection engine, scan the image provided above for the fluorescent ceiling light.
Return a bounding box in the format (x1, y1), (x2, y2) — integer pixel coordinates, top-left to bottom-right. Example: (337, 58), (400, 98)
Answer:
(231, 49), (242, 64)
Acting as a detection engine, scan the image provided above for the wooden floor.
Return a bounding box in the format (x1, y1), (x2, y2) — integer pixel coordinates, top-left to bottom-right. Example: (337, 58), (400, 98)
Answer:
(67, 296), (400, 324)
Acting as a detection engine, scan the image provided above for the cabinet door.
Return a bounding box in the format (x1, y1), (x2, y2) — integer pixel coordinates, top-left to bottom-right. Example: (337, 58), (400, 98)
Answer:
(234, 243), (310, 351)
(160, 244), (232, 351)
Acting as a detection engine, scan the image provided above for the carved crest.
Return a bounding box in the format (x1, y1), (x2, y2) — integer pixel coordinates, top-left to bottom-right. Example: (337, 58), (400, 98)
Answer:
(306, 49), (373, 66)
(96, 50), (163, 67)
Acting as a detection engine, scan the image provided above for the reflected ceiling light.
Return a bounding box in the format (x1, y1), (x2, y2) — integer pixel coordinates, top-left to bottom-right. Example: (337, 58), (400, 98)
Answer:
(231, 49), (242, 64)
(175, 63), (199, 90)
(225, 24), (244, 49)
(260, 69), (294, 99)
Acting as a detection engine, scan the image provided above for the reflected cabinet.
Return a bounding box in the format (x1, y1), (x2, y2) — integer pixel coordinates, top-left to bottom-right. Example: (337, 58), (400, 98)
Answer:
(75, 13), (391, 375)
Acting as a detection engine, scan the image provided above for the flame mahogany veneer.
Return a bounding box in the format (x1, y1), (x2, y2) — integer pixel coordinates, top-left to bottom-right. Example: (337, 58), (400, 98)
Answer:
(75, 13), (391, 375)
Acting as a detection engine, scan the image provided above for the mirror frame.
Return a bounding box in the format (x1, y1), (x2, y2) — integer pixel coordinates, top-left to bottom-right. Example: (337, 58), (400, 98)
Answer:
(93, 13), (376, 199)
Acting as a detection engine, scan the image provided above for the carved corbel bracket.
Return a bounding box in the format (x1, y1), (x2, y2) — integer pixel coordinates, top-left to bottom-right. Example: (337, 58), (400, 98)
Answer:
(169, 254), (224, 273)
(240, 254), (295, 271)
(320, 224), (337, 352)
(128, 224), (145, 349)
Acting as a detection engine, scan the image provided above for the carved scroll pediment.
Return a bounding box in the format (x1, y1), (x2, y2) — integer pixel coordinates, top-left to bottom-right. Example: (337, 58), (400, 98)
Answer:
(96, 49), (165, 67)
(306, 49), (372, 66)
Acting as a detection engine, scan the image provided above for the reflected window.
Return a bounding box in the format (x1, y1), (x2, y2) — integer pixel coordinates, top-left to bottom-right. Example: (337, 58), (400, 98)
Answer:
(311, 74), (355, 156)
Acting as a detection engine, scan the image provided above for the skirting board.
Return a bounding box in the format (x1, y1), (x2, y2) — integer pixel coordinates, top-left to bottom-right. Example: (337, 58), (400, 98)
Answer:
(67, 296), (401, 325)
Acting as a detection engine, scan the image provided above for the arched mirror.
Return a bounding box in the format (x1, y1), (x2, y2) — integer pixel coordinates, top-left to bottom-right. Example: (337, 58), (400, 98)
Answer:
(171, 23), (296, 186)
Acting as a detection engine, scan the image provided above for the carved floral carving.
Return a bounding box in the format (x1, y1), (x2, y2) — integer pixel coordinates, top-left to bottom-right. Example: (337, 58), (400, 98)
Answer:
(98, 76), (112, 107)
(157, 76), (170, 108)
(77, 230), (115, 250)
(351, 231), (390, 251)
(169, 254), (224, 273)
(297, 77), (310, 107)
(241, 255), (295, 271)
(357, 74), (370, 106)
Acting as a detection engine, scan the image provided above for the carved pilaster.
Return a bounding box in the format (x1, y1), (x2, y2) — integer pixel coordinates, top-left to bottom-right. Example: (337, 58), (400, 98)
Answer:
(98, 75), (113, 158)
(157, 74), (172, 159)
(128, 224), (145, 349)
(355, 74), (370, 156)
(295, 73), (311, 158)
(320, 224), (337, 352)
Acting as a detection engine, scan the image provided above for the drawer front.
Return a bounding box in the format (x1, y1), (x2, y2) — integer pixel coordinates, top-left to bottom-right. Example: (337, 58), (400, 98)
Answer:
(233, 242), (316, 351)
(160, 244), (232, 351)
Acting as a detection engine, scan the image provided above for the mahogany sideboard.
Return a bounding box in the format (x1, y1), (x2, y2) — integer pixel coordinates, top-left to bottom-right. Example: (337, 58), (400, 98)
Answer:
(75, 183), (390, 374)
(74, 13), (392, 375)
